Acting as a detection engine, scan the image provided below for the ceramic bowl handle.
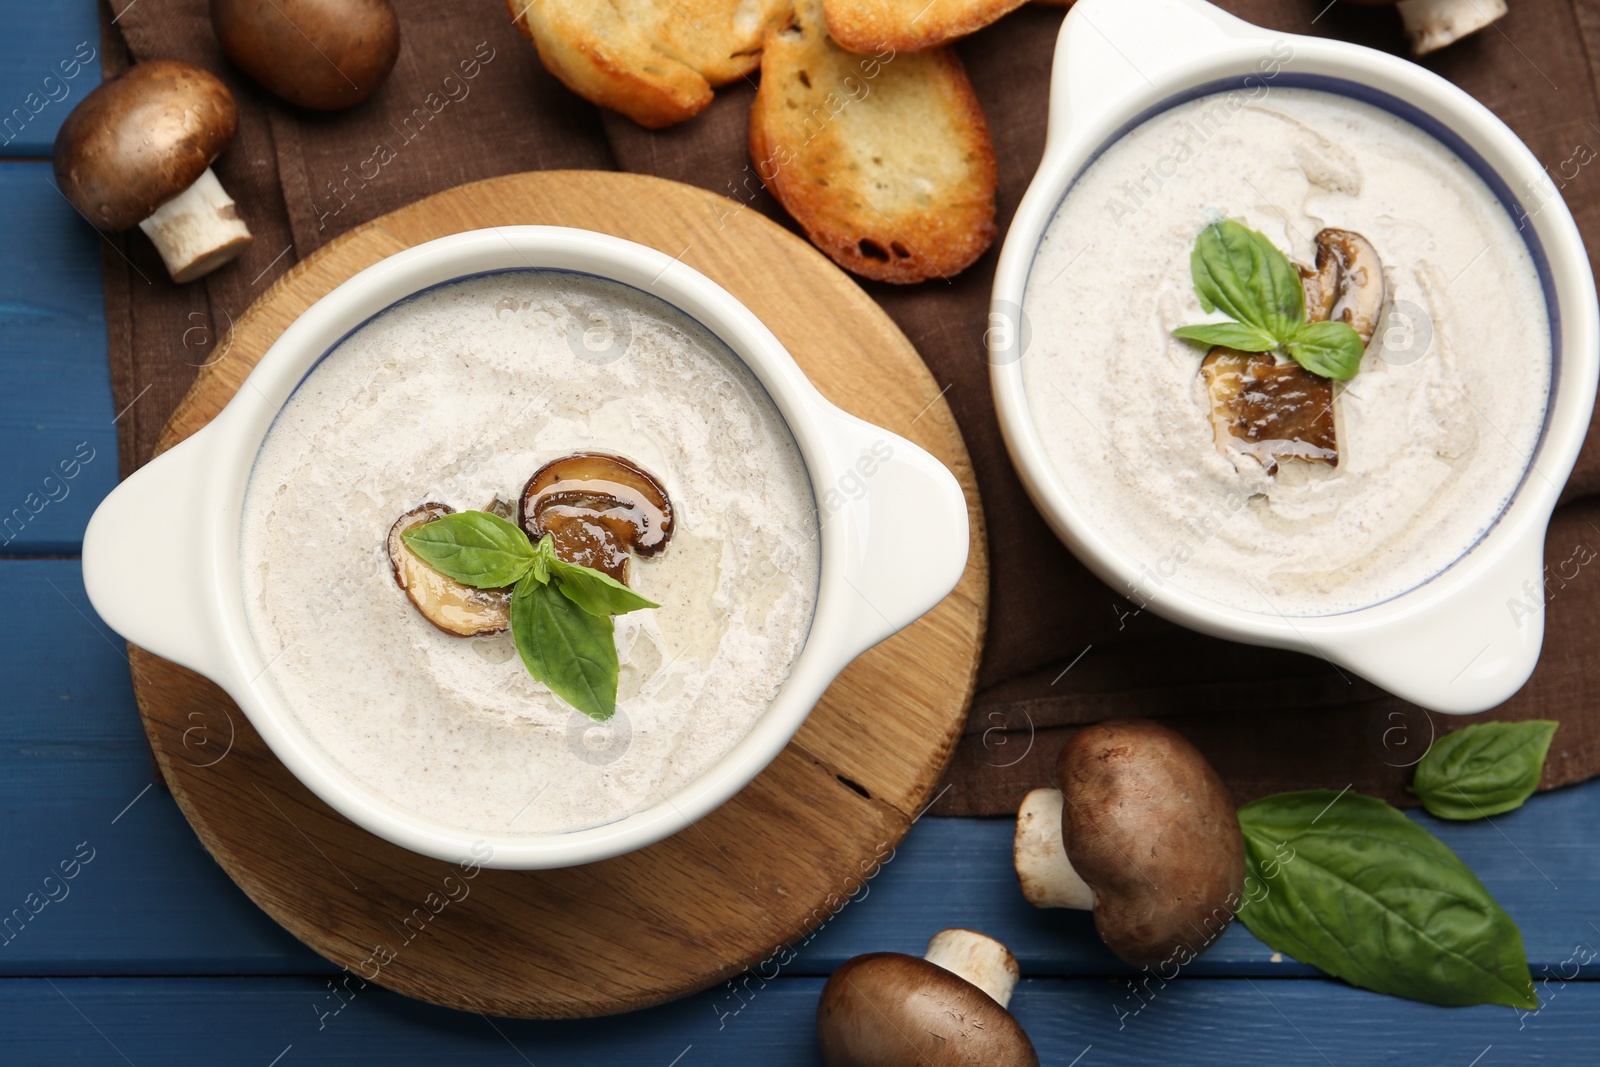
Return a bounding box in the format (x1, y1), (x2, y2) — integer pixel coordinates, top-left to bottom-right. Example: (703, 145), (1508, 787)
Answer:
(82, 428), (228, 682)
(1047, 0), (1264, 157)
(821, 407), (970, 660)
(1322, 529), (1547, 714)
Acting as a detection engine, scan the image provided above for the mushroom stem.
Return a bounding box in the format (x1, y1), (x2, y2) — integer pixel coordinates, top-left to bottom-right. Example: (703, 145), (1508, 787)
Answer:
(922, 929), (1021, 1009)
(1395, 0), (1506, 55)
(137, 167), (253, 283)
(1014, 788), (1094, 911)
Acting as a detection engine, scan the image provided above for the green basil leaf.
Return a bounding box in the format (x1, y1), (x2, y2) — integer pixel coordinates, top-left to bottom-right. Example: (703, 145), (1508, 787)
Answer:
(1189, 220), (1305, 339)
(549, 556), (660, 617)
(1189, 221), (1260, 325)
(1410, 721), (1559, 821)
(401, 511), (537, 588)
(530, 532), (552, 586)
(1285, 319), (1366, 380)
(1252, 229), (1308, 340)
(1172, 321), (1278, 352)
(511, 570), (618, 722)
(1237, 790), (1536, 1010)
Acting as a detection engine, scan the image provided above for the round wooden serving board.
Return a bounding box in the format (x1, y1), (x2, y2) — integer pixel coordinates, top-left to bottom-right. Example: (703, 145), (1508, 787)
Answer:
(129, 171), (987, 1018)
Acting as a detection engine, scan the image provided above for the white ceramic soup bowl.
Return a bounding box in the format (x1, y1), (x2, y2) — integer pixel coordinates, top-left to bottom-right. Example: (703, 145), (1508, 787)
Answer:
(83, 226), (969, 869)
(990, 0), (1598, 714)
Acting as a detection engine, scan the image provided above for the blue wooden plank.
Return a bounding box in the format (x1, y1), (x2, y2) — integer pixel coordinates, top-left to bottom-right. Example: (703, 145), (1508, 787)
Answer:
(0, 163), (118, 555)
(792, 784), (1600, 979)
(0, 561), (326, 974)
(5, 558), (1600, 984)
(0, 5), (100, 158)
(0, 976), (1592, 1066)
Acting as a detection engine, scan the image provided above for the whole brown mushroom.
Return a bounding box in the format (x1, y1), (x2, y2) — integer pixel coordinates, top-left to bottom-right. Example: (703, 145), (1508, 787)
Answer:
(817, 929), (1038, 1066)
(1013, 718), (1246, 969)
(53, 60), (252, 283)
(211, 0), (400, 110)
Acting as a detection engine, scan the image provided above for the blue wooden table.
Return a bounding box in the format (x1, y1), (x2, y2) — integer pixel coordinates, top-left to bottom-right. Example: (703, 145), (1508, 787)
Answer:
(4, 7), (1597, 1063)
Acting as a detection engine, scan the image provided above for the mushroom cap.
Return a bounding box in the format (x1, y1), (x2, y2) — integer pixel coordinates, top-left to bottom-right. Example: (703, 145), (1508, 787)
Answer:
(816, 953), (1038, 1067)
(1056, 718), (1245, 969)
(520, 452), (675, 584)
(211, 0), (401, 111)
(52, 60), (238, 231)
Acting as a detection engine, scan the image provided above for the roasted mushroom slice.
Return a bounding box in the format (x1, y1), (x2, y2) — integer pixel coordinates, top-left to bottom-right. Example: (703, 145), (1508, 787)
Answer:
(1200, 348), (1338, 473)
(388, 504), (511, 636)
(1303, 228), (1386, 346)
(519, 453), (674, 585)
(1200, 227), (1384, 472)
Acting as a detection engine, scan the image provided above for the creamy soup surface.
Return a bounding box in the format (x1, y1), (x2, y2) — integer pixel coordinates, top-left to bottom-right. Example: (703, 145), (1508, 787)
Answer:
(1023, 88), (1550, 616)
(241, 271), (820, 834)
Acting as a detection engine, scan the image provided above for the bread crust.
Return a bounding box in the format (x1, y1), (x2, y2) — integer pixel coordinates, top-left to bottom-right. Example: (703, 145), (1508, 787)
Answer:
(824, 0), (1032, 52)
(750, 2), (997, 283)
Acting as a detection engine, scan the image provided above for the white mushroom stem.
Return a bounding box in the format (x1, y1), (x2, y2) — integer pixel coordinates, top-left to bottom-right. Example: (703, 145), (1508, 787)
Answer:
(1014, 787), (1094, 911)
(923, 929), (1021, 1009)
(138, 167), (253, 283)
(1396, 0), (1507, 55)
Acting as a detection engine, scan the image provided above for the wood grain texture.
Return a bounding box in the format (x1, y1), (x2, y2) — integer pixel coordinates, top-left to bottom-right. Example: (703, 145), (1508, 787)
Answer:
(6, 559), (1598, 980)
(10, 975), (1597, 1065)
(0, 164), (118, 554)
(130, 170), (988, 1018)
(0, 5), (100, 157)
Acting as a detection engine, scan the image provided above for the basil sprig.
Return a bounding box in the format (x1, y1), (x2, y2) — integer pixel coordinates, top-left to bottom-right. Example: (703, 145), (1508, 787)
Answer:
(1410, 721), (1559, 821)
(402, 511), (658, 721)
(1173, 220), (1366, 381)
(1237, 790), (1537, 1010)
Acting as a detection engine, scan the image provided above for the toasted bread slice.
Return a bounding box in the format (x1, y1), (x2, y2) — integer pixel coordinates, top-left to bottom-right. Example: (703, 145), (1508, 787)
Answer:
(750, 0), (997, 283)
(614, 0), (790, 85)
(509, 0), (710, 127)
(824, 0), (1031, 52)
(511, 0), (785, 126)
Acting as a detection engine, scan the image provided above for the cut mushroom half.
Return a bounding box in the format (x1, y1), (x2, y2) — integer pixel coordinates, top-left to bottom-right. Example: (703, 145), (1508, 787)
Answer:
(388, 504), (511, 636)
(1013, 719), (1246, 969)
(1397, 0), (1507, 55)
(817, 929), (1039, 1066)
(520, 453), (674, 584)
(52, 60), (252, 283)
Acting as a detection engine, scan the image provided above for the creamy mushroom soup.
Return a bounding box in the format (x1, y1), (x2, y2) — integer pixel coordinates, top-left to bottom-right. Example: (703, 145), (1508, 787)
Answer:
(240, 271), (820, 834)
(1023, 88), (1550, 616)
